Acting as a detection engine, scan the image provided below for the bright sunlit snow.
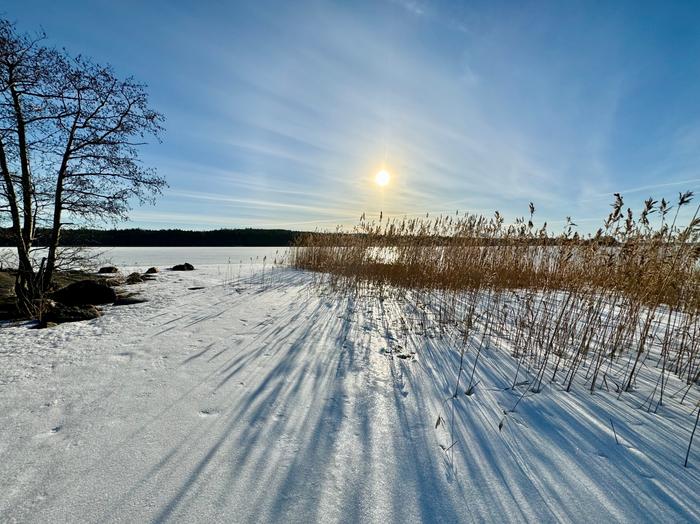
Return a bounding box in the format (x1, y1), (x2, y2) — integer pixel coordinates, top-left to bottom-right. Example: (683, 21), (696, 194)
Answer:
(1, 262), (698, 522)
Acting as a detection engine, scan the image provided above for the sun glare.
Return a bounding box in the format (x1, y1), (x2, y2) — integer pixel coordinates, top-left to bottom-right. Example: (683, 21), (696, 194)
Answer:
(375, 169), (390, 187)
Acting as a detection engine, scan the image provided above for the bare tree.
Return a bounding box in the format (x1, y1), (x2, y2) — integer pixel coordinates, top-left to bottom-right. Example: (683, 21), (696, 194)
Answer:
(0, 19), (165, 313)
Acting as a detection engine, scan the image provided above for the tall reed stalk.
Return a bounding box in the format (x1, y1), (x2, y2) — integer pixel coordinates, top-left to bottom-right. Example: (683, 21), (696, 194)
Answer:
(291, 193), (700, 399)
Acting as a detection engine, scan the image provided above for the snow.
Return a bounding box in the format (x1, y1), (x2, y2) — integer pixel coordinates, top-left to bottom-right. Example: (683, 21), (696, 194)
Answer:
(0, 261), (699, 523)
(0, 246), (283, 269)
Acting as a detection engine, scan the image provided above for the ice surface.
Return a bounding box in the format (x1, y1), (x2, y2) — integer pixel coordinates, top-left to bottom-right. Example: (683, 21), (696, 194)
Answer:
(0, 262), (698, 523)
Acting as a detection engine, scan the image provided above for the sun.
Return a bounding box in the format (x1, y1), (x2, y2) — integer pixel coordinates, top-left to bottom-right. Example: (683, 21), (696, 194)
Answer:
(375, 169), (391, 187)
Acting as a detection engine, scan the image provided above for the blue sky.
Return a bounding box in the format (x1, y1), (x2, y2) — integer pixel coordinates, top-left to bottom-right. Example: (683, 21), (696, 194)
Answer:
(6, 0), (700, 231)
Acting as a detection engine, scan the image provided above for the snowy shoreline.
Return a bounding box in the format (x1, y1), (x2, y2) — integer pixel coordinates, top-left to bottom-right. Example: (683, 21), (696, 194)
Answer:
(1, 264), (698, 522)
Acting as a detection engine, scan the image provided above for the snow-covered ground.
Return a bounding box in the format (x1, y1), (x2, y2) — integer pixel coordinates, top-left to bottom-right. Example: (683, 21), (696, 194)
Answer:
(0, 246), (283, 269)
(1, 263), (699, 523)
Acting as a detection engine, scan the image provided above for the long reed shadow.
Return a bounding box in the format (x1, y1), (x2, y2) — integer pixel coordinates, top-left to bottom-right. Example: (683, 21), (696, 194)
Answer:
(142, 277), (473, 522)
(91, 268), (699, 522)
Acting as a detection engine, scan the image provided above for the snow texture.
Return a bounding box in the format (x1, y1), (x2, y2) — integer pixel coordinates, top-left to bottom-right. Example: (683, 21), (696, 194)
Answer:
(1, 258), (699, 523)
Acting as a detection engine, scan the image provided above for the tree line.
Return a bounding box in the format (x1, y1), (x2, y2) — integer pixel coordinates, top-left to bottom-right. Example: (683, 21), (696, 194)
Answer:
(0, 227), (305, 247)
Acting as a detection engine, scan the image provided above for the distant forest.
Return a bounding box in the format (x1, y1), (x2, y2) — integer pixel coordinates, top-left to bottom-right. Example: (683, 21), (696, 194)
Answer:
(0, 227), (624, 248)
(0, 228), (306, 247)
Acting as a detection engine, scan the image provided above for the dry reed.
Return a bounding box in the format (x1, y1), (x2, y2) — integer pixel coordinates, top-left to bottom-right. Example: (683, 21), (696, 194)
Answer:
(291, 193), (700, 404)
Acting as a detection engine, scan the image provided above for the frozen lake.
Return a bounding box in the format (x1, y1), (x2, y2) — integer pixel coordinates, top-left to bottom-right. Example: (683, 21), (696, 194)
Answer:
(1, 264), (698, 522)
(0, 246), (288, 269)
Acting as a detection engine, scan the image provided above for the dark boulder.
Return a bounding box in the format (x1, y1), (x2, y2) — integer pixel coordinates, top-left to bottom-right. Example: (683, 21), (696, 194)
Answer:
(126, 272), (144, 285)
(172, 262), (195, 271)
(51, 280), (117, 306)
(145, 267), (159, 274)
(43, 303), (101, 324)
(114, 295), (148, 306)
(104, 277), (125, 287)
(98, 266), (119, 274)
(0, 297), (20, 321)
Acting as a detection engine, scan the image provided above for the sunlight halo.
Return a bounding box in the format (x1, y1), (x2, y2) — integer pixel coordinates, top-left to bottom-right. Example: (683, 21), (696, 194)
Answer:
(375, 169), (390, 187)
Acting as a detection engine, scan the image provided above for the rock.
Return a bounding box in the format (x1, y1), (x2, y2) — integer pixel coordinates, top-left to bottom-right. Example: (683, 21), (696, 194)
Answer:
(51, 280), (117, 306)
(126, 272), (144, 285)
(172, 262), (195, 271)
(0, 298), (20, 321)
(145, 267), (159, 274)
(98, 266), (119, 274)
(43, 303), (101, 324)
(114, 295), (148, 306)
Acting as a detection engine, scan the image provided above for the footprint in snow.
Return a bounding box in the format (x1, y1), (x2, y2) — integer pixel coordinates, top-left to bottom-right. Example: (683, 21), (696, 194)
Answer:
(626, 447), (655, 478)
(109, 352), (132, 363)
(35, 425), (63, 439)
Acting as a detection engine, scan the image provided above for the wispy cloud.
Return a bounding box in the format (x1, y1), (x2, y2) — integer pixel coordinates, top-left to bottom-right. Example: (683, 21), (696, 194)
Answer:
(21, 1), (700, 232)
(388, 0), (426, 16)
(591, 178), (700, 199)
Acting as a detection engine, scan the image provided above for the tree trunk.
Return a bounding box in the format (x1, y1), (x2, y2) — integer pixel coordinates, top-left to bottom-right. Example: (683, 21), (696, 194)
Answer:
(0, 131), (38, 315)
(43, 109), (76, 292)
(14, 247), (40, 316)
(43, 203), (62, 292)
(8, 74), (40, 310)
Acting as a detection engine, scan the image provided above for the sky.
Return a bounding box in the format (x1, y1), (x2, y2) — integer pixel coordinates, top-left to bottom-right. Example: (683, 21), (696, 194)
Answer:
(5, 0), (700, 232)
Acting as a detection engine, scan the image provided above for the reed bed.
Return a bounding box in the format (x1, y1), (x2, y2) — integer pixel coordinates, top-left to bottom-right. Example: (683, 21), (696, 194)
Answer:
(291, 193), (700, 409)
